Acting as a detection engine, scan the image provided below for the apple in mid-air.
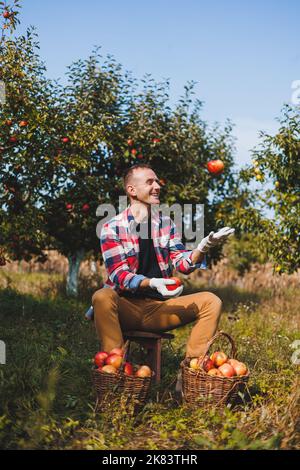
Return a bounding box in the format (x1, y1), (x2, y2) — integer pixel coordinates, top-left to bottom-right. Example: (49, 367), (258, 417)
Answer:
(207, 159), (224, 175)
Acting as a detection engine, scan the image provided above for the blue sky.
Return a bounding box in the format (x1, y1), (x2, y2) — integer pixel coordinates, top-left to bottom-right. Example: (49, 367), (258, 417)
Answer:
(17, 0), (299, 168)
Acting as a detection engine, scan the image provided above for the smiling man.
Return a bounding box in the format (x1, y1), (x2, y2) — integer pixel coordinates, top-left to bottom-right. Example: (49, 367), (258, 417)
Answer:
(89, 163), (234, 391)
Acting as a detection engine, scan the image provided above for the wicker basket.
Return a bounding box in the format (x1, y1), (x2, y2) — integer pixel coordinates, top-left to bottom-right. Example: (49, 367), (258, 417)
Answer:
(181, 331), (249, 407)
(92, 341), (154, 413)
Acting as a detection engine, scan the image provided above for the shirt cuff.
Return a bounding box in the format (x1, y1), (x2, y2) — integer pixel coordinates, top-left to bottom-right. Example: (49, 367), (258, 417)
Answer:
(127, 274), (147, 291)
(184, 252), (207, 269)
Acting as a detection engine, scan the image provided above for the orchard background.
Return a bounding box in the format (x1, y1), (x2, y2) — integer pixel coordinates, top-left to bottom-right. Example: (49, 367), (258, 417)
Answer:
(0, 1), (299, 450)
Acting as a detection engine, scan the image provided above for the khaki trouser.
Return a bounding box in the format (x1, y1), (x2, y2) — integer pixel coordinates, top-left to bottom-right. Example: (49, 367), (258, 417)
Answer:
(92, 288), (222, 358)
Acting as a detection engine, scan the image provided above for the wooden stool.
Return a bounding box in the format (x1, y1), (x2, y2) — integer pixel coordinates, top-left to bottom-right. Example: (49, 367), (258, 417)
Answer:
(123, 330), (175, 384)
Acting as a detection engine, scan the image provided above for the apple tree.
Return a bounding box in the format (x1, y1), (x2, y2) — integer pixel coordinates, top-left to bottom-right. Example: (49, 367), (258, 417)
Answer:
(217, 105), (300, 274)
(0, 1), (56, 264)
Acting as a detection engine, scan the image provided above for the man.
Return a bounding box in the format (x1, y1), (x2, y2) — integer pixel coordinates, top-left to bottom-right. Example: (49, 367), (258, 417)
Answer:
(88, 163), (234, 391)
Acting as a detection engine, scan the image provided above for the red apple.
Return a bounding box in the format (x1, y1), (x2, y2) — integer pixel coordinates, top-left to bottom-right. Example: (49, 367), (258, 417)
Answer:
(3, 11), (11, 19)
(19, 120), (28, 127)
(127, 139), (134, 146)
(109, 347), (124, 357)
(207, 368), (222, 377)
(105, 353), (123, 369)
(61, 137), (69, 143)
(202, 356), (215, 372)
(82, 203), (90, 212)
(123, 362), (134, 376)
(135, 365), (152, 378)
(210, 351), (228, 367)
(218, 363), (235, 378)
(9, 136), (18, 143)
(65, 203), (73, 211)
(207, 159), (224, 175)
(94, 351), (108, 367)
(101, 365), (117, 374)
(131, 149), (137, 156)
(152, 138), (160, 143)
(165, 276), (182, 291)
(159, 178), (166, 186)
(228, 359), (248, 376)
(5, 119), (13, 126)
(136, 154), (143, 160)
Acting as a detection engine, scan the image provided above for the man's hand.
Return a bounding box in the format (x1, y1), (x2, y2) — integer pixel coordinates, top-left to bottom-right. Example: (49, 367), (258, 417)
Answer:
(149, 278), (183, 298)
(197, 227), (235, 253)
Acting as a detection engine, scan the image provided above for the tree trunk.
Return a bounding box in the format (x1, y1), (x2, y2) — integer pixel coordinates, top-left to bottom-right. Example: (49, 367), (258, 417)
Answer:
(66, 249), (85, 297)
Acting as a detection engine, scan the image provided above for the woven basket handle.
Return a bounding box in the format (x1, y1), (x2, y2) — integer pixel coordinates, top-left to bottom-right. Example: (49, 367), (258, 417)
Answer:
(122, 340), (130, 366)
(198, 330), (237, 367)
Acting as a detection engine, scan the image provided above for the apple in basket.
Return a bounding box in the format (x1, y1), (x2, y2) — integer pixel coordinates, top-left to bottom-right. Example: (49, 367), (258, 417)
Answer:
(101, 365), (118, 374)
(227, 359), (248, 376)
(210, 351), (228, 367)
(135, 365), (152, 378)
(94, 351), (109, 367)
(202, 356), (215, 372)
(218, 363), (236, 378)
(105, 354), (123, 369)
(109, 347), (124, 357)
(207, 368), (222, 377)
(124, 362), (134, 376)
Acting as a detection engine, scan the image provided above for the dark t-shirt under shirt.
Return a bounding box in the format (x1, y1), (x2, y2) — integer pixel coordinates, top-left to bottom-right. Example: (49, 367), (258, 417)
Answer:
(122, 217), (166, 301)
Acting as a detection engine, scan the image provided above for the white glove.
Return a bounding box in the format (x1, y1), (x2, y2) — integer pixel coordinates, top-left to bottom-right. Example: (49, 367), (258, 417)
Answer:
(197, 227), (235, 253)
(149, 278), (183, 298)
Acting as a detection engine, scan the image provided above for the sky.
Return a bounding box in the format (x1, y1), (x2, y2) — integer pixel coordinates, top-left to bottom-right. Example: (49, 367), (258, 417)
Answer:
(17, 0), (300, 169)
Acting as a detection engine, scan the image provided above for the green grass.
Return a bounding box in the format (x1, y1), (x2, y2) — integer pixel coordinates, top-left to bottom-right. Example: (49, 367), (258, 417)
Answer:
(0, 269), (299, 450)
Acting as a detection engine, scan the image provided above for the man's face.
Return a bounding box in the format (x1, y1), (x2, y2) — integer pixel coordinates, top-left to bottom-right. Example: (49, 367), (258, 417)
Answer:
(127, 168), (161, 205)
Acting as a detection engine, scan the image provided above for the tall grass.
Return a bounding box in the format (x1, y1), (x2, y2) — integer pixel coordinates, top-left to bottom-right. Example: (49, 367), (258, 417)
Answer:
(0, 269), (299, 449)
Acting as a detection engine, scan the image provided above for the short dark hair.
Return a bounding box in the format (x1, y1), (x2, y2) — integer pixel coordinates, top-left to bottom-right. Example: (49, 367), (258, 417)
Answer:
(123, 163), (154, 189)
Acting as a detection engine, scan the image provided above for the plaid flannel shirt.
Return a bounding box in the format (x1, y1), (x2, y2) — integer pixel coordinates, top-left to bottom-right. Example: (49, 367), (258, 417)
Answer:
(100, 206), (206, 294)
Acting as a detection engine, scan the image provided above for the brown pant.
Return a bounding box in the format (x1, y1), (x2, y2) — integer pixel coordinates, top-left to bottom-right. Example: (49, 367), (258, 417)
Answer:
(92, 288), (222, 358)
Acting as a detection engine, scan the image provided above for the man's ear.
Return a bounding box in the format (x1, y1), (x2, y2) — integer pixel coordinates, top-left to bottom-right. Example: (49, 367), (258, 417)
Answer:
(126, 184), (136, 197)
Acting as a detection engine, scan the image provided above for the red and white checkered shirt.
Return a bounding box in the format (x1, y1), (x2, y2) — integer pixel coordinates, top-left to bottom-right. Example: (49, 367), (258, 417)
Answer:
(100, 206), (206, 293)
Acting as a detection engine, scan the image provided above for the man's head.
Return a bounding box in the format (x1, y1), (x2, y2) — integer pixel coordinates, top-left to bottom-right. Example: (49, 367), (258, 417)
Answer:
(123, 164), (161, 205)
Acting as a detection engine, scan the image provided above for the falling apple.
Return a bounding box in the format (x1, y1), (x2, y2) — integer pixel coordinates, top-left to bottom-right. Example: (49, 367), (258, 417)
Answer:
(207, 159), (224, 175)
(166, 276), (182, 291)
